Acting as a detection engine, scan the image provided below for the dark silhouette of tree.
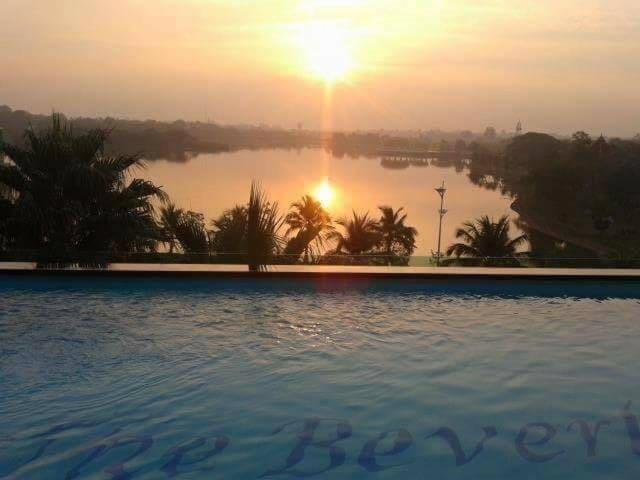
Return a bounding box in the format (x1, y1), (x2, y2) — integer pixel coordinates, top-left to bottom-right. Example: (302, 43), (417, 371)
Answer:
(376, 206), (417, 264)
(159, 203), (184, 253)
(446, 215), (527, 264)
(247, 181), (284, 271)
(470, 130), (640, 261)
(329, 211), (381, 255)
(284, 195), (333, 263)
(506, 132), (563, 172)
(174, 211), (210, 254)
(210, 205), (248, 254)
(159, 204), (210, 254)
(207, 184), (283, 269)
(0, 130), (8, 250)
(0, 114), (166, 260)
(483, 127), (497, 140)
(571, 131), (592, 146)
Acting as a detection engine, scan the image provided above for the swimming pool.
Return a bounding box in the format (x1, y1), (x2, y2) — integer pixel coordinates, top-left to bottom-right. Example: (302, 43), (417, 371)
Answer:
(2, 275), (640, 479)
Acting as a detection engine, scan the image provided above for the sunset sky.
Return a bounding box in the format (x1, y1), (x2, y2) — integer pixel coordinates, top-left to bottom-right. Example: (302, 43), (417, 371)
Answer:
(3, 0), (639, 135)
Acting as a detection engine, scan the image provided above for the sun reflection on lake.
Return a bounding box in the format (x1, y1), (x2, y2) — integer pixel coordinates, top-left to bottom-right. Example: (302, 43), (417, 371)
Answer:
(313, 178), (336, 209)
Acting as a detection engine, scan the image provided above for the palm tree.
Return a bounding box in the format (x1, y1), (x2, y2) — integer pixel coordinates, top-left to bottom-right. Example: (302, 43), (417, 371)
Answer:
(329, 211), (381, 257)
(81, 178), (165, 254)
(446, 215), (528, 265)
(0, 114), (166, 262)
(376, 206), (417, 264)
(247, 181), (284, 271)
(174, 211), (210, 254)
(284, 195), (333, 263)
(159, 203), (184, 253)
(210, 205), (248, 255)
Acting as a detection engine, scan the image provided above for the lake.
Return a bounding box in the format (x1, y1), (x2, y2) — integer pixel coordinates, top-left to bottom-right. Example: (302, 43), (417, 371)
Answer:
(143, 148), (520, 257)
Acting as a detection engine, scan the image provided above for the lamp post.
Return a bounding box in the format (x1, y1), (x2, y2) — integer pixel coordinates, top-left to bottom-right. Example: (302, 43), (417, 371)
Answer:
(435, 181), (447, 266)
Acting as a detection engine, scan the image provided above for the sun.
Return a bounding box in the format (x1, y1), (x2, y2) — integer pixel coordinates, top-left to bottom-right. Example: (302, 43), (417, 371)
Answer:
(297, 22), (355, 83)
(313, 179), (336, 209)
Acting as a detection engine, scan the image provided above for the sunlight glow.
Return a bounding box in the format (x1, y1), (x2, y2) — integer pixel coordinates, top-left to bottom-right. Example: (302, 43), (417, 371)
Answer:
(300, 0), (366, 9)
(298, 0), (368, 17)
(297, 22), (355, 83)
(313, 178), (336, 209)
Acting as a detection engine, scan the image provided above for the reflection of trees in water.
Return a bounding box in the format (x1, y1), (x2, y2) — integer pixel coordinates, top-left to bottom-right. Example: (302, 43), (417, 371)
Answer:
(143, 150), (201, 163)
(330, 146), (380, 160)
(430, 158), (453, 169)
(381, 158), (411, 170)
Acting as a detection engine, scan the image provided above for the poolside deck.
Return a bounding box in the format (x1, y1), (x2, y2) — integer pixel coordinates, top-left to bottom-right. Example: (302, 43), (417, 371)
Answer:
(1, 262), (640, 281)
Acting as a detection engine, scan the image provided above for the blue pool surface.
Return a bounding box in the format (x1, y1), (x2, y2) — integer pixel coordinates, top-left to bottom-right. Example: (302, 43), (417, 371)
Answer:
(1, 276), (640, 479)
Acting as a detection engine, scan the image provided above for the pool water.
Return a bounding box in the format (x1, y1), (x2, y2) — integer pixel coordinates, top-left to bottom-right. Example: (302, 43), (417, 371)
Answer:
(1, 276), (640, 479)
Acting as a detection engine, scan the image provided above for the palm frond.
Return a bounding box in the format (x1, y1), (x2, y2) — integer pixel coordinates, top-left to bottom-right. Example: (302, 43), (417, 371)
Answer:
(247, 181), (284, 270)
(446, 215), (526, 260)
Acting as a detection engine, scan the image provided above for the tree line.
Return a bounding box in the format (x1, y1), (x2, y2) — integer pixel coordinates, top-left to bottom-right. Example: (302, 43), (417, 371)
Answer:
(159, 195), (419, 268)
(467, 131), (640, 261)
(0, 116), (531, 268)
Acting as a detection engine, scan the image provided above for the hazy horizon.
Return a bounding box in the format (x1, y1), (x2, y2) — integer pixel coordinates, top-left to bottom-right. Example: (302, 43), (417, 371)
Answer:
(3, 0), (640, 136)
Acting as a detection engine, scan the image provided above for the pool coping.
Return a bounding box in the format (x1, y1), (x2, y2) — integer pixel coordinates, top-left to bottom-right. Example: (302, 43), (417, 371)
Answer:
(2, 263), (640, 281)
